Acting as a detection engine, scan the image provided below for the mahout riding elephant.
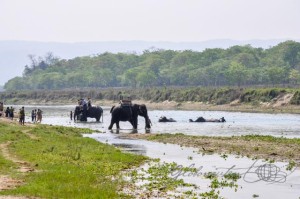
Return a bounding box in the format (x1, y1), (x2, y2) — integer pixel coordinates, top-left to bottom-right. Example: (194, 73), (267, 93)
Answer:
(189, 116), (226, 122)
(108, 104), (151, 130)
(74, 106), (103, 122)
(158, 116), (176, 122)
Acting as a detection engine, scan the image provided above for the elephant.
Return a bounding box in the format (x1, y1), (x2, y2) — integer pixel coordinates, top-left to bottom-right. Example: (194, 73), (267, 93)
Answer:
(108, 104), (151, 130)
(74, 106), (103, 122)
(158, 116), (176, 122)
(189, 116), (226, 123)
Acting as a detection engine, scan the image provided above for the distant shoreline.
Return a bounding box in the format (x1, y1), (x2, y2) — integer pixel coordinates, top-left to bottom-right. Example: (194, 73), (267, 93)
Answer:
(2, 99), (300, 114)
(1, 87), (300, 114)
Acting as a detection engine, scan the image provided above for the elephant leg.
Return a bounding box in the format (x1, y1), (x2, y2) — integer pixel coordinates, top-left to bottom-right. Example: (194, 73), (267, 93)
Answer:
(116, 121), (120, 129)
(132, 117), (138, 129)
(129, 120), (134, 128)
(108, 119), (114, 130)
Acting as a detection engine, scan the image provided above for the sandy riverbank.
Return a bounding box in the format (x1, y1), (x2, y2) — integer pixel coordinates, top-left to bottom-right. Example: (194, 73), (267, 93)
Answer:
(94, 99), (300, 114)
(8, 97), (300, 114)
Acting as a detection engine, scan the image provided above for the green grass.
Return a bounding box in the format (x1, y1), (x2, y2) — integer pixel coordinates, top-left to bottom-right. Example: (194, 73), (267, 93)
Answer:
(0, 154), (16, 175)
(0, 121), (147, 198)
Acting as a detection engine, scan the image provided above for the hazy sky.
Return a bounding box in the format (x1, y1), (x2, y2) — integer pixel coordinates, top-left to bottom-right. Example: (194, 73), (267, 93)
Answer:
(0, 0), (299, 42)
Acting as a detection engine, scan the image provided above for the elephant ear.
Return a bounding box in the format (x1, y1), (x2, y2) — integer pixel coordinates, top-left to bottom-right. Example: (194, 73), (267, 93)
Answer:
(138, 105), (142, 114)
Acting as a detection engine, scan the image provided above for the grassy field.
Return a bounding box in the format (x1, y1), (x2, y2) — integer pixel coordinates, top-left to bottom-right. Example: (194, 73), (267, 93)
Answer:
(0, 118), (147, 198)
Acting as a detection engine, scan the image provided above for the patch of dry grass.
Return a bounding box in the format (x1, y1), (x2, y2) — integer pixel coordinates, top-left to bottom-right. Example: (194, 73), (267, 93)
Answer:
(124, 133), (300, 165)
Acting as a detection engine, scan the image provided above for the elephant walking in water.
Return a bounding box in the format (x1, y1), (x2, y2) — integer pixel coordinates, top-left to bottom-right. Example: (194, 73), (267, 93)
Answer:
(108, 104), (151, 130)
(74, 106), (103, 122)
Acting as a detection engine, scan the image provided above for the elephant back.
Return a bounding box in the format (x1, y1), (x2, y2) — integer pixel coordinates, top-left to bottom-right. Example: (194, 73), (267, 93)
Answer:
(110, 105), (115, 113)
(89, 106), (103, 113)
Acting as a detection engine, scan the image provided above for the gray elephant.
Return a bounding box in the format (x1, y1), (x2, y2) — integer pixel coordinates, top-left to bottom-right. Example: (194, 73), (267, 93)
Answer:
(189, 116), (226, 122)
(74, 105), (103, 122)
(108, 104), (151, 130)
(158, 116), (176, 122)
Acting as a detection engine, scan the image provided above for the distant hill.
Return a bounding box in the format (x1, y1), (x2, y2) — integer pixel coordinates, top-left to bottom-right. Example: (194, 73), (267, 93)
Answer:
(0, 39), (299, 85)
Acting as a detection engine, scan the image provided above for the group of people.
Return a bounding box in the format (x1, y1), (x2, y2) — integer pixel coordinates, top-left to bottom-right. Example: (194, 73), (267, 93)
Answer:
(31, 109), (43, 123)
(1, 105), (26, 125)
(19, 108), (43, 125)
(78, 97), (92, 108)
(76, 97), (92, 121)
(0, 103), (43, 125)
(4, 106), (15, 120)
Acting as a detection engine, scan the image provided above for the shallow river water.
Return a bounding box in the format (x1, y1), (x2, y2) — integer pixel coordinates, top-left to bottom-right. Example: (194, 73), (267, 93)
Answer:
(11, 105), (300, 198)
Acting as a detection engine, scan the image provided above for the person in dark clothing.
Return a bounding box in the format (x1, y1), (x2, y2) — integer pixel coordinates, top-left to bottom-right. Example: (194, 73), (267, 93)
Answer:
(19, 107), (25, 125)
(10, 106), (14, 120)
(5, 107), (10, 117)
(31, 110), (36, 122)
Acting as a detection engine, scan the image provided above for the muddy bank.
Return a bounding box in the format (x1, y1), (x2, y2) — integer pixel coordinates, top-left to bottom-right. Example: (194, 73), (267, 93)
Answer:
(8, 98), (300, 114)
(122, 133), (300, 166)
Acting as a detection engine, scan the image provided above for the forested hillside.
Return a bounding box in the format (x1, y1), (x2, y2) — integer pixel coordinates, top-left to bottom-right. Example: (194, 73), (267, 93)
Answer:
(4, 40), (300, 90)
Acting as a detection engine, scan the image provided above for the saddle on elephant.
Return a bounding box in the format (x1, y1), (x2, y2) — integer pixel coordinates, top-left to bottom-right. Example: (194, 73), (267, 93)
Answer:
(120, 95), (132, 107)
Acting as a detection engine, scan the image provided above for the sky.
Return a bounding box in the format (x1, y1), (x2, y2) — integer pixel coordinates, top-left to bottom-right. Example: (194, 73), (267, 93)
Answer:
(0, 0), (300, 42)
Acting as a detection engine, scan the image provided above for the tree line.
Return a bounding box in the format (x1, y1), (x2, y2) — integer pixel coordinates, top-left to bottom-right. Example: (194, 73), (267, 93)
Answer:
(4, 40), (300, 90)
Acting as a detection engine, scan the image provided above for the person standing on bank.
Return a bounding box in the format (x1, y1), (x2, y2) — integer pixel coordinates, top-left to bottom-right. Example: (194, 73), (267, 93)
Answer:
(10, 106), (14, 120)
(37, 109), (43, 123)
(31, 110), (36, 123)
(19, 107), (25, 125)
(5, 107), (10, 118)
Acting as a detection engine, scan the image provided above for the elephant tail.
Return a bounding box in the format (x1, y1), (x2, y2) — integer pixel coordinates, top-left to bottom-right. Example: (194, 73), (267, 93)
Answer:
(110, 105), (115, 113)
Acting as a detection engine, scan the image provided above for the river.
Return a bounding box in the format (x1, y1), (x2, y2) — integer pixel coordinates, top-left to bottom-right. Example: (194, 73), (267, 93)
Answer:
(9, 105), (300, 198)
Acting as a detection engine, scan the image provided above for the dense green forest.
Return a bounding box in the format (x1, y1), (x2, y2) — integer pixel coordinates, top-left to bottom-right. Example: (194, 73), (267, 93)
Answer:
(1, 87), (300, 107)
(4, 40), (300, 90)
